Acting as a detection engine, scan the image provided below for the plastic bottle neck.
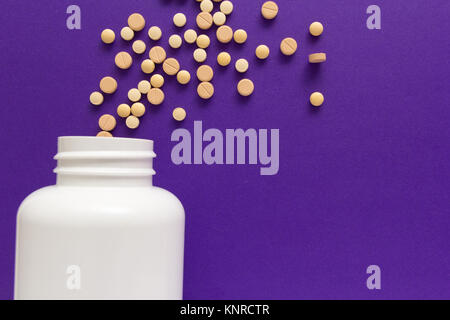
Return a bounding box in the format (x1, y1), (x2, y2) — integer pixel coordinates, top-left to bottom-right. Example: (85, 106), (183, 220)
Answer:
(54, 137), (156, 187)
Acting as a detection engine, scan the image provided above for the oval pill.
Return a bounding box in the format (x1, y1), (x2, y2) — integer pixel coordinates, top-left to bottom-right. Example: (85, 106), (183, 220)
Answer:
(173, 13), (187, 27)
(200, 0), (214, 13)
(148, 26), (162, 40)
(217, 52), (231, 66)
(132, 40), (146, 54)
(147, 88), (165, 105)
(126, 116), (140, 129)
(173, 107), (187, 122)
(255, 45), (270, 59)
(310, 22), (324, 36)
(196, 34), (210, 49)
(141, 59), (156, 74)
(90, 91), (104, 106)
(197, 65), (214, 82)
(98, 114), (117, 131)
(197, 82), (214, 99)
(128, 13), (146, 31)
(117, 104), (131, 118)
(149, 46), (166, 64)
(234, 29), (247, 44)
(169, 34), (183, 49)
(213, 12), (227, 26)
(150, 74), (165, 88)
(216, 25), (233, 43)
(196, 12), (213, 30)
(115, 51), (133, 69)
(128, 88), (141, 102)
(131, 102), (146, 117)
(177, 70), (191, 85)
(237, 79), (255, 96)
(194, 48), (207, 63)
(97, 131), (113, 138)
(310, 92), (324, 106)
(184, 29), (198, 44)
(137, 80), (151, 94)
(280, 37), (298, 56)
(220, 1), (234, 15)
(309, 53), (326, 63)
(163, 58), (180, 76)
(235, 58), (249, 73)
(120, 27), (134, 41)
(261, 1), (279, 20)
(99, 76), (118, 94)
(101, 29), (115, 44)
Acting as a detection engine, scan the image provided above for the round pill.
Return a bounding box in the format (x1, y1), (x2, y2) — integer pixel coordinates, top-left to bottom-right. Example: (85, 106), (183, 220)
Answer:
(128, 88), (141, 102)
(237, 79), (254, 97)
(280, 37), (298, 56)
(200, 0), (214, 13)
(147, 88), (165, 105)
(141, 59), (156, 74)
(309, 53), (326, 63)
(184, 29), (198, 44)
(197, 82), (214, 99)
(310, 22), (324, 36)
(169, 34), (183, 49)
(261, 1), (279, 20)
(196, 12), (213, 30)
(216, 25), (233, 43)
(196, 34), (210, 49)
(197, 65), (214, 82)
(213, 12), (227, 26)
(90, 91), (104, 106)
(115, 51), (133, 69)
(233, 29), (247, 44)
(98, 114), (117, 131)
(132, 40), (146, 54)
(163, 58), (180, 76)
(149, 46), (166, 64)
(99, 76), (118, 94)
(97, 131), (113, 138)
(128, 13), (146, 31)
(310, 92), (324, 107)
(177, 70), (191, 85)
(117, 104), (131, 118)
(217, 52), (231, 66)
(101, 29), (115, 44)
(150, 74), (165, 88)
(235, 58), (249, 73)
(131, 102), (146, 117)
(126, 116), (140, 129)
(255, 45), (270, 59)
(173, 107), (187, 122)
(137, 80), (151, 94)
(193, 48), (207, 63)
(173, 13), (187, 27)
(148, 26), (162, 40)
(220, 1), (234, 15)
(120, 27), (134, 41)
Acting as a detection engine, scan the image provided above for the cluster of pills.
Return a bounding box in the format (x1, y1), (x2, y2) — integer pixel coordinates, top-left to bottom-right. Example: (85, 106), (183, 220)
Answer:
(91, 1), (327, 137)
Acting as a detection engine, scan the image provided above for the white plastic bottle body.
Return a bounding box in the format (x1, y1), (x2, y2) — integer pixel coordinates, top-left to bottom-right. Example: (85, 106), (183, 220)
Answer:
(14, 137), (185, 300)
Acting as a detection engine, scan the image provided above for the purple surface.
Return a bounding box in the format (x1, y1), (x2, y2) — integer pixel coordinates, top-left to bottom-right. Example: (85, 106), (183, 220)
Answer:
(0, 0), (449, 299)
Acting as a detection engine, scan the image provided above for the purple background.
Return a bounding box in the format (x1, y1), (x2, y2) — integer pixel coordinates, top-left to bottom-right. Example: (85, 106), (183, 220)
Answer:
(0, 0), (449, 299)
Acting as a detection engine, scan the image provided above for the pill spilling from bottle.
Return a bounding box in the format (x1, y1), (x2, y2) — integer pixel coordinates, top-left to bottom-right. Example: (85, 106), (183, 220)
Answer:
(91, 1), (326, 136)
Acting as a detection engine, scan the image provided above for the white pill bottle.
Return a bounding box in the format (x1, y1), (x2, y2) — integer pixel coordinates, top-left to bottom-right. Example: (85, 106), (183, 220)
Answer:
(15, 137), (185, 300)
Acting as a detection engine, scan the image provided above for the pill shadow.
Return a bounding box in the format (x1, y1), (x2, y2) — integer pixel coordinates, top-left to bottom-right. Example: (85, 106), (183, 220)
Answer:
(301, 63), (322, 85)
(258, 17), (277, 29)
(276, 51), (296, 65)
